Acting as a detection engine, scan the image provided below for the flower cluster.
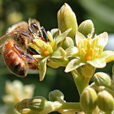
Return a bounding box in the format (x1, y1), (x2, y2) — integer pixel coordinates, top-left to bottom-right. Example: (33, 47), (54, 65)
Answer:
(28, 3), (114, 81)
(15, 71), (114, 114)
(2, 80), (34, 114)
(29, 28), (72, 81)
(6, 2), (114, 114)
(80, 71), (114, 114)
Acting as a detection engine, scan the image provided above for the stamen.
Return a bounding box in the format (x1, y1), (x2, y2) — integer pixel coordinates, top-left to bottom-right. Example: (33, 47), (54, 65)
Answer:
(93, 48), (99, 58)
(99, 46), (104, 54)
(44, 51), (50, 56)
(81, 48), (86, 56)
(48, 42), (53, 48)
(87, 37), (91, 50)
(78, 43), (81, 55)
(84, 39), (87, 50)
(85, 55), (91, 60)
(89, 48), (93, 55)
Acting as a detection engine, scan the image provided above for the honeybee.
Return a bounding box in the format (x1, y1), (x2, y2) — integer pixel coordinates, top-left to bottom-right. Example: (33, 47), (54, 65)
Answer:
(0, 19), (48, 77)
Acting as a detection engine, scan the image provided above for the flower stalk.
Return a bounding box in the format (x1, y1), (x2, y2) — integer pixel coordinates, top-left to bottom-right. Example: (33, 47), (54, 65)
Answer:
(72, 70), (90, 95)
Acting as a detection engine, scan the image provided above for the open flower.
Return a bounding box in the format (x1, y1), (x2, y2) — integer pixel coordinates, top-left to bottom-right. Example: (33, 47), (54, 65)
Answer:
(3, 80), (34, 105)
(29, 28), (71, 81)
(65, 31), (114, 73)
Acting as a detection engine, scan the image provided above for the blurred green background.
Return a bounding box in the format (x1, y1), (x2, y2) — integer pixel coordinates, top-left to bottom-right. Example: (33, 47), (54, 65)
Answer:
(0, 0), (114, 113)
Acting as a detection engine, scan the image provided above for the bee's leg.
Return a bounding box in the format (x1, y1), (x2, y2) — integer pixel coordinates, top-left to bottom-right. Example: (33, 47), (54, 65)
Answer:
(14, 44), (25, 56)
(24, 54), (38, 70)
(14, 44), (38, 70)
(41, 27), (50, 42)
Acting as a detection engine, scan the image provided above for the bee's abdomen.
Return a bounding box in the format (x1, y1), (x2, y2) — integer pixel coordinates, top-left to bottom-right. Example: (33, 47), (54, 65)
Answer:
(3, 40), (28, 77)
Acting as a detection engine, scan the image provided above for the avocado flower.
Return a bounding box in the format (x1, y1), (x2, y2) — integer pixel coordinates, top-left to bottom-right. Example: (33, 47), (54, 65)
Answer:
(29, 28), (71, 81)
(65, 31), (114, 73)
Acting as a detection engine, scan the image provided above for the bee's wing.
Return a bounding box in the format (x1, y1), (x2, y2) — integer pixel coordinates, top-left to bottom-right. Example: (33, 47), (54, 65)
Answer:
(0, 31), (17, 53)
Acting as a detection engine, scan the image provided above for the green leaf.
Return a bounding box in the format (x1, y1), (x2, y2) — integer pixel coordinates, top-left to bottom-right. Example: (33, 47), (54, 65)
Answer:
(39, 57), (48, 81)
(65, 58), (85, 73)
(55, 28), (72, 48)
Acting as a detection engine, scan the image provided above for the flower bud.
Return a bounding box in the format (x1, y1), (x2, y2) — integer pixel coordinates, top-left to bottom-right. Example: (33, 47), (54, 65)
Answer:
(21, 109), (34, 114)
(29, 96), (46, 112)
(80, 87), (97, 112)
(49, 90), (64, 102)
(94, 72), (111, 87)
(97, 90), (114, 113)
(57, 3), (78, 38)
(62, 37), (74, 49)
(78, 19), (94, 37)
(15, 99), (31, 113)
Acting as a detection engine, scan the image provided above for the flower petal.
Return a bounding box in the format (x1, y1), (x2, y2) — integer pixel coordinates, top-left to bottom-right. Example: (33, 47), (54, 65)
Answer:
(65, 58), (85, 73)
(97, 32), (108, 47)
(100, 51), (114, 63)
(39, 57), (48, 81)
(50, 28), (60, 38)
(66, 46), (79, 58)
(87, 58), (106, 68)
(75, 31), (86, 47)
(47, 31), (54, 43)
(51, 47), (66, 59)
(54, 28), (72, 48)
(48, 58), (68, 69)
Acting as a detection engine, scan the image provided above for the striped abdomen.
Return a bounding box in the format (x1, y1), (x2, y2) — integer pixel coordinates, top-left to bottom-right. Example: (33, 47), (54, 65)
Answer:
(3, 40), (28, 77)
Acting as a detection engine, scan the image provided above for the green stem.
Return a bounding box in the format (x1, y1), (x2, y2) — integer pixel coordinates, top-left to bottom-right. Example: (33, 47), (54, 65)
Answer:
(61, 102), (82, 112)
(72, 71), (90, 95)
